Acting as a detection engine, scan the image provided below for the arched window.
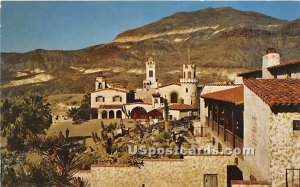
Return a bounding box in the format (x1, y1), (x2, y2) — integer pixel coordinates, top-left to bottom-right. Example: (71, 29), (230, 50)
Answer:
(102, 111), (108, 119)
(109, 110), (115, 119)
(188, 71), (191, 79)
(184, 72), (186, 78)
(170, 92), (178, 103)
(116, 110), (122, 118)
(186, 88), (188, 93)
(194, 71), (196, 79)
(131, 107), (147, 119)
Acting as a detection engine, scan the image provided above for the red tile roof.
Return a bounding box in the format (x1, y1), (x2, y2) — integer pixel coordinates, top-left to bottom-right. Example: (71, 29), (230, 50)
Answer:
(267, 60), (300, 70)
(244, 79), (300, 108)
(201, 86), (244, 105)
(204, 83), (242, 86)
(96, 87), (129, 93)
(237, 69), (262, 76)
(99, 105), (123, 109)
(169, 104), (198, 111)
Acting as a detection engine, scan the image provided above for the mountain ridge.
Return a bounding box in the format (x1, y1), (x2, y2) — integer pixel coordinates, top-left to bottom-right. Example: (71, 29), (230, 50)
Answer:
(1, 7), (299, 97)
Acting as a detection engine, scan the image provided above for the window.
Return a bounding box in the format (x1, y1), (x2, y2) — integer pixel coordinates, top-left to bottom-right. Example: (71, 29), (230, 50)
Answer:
(188, 71), (191, 79)
(184, 72), (186, 78)
(149, 70), (153, 77)
(186, 88), (188, 93)
(194, 71), (196, 79)
(96, 96), (105, 102)
(293, 119), (300, 131)
(113, 96), (122, 102)
(98, 83), (103, 89)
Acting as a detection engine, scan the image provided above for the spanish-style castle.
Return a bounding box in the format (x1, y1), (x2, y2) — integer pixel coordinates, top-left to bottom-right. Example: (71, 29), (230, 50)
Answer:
(91, 57), (198, 120)
(82, 48), (300, 187)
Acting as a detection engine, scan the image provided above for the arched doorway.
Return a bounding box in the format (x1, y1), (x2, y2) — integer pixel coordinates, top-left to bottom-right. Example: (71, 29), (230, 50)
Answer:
(116, 110), (122, 118)
(109, 110), (115, 119)
(102, 111), (107, 119)
(170, 92), (178, 103)
(131, 107), (147, 119)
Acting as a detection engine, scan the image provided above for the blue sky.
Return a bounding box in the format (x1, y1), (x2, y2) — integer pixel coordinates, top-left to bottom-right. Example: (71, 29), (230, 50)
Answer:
(1, 1), (300, 53)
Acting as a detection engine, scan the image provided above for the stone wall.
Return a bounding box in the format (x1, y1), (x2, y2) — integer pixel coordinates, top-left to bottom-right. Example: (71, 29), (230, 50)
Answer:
(269, 112), (300, 186)
(244, 86), (300, 186)
(76, 156), (234, 187)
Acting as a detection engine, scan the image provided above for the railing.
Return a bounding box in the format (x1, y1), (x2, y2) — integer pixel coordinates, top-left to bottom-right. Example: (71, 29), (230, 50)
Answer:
(286, 168), (300, 187)
(219, 125), (224, 140)
(235, 136), (243, 151)
(225, 130), (234, 148)
(206, 117), (244, 151)
(205, 116), (210, 127)
(212, 120), (218, 133)
(194, 126), (207, 137)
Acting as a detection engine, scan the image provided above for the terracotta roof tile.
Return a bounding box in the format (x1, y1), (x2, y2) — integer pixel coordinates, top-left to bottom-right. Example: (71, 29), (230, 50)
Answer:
(244, 79), (300, 108)
(267, 60), (300, 70)
(169, 104), (198, 111)
(96, 87), (129, 93)
(201, 86), (244, 105)
(204, 83), (242, 86)
(99, 105), (123, 109)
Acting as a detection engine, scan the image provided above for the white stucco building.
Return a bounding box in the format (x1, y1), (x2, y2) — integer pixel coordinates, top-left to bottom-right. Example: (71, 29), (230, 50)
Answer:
(90, 57), (199, 120)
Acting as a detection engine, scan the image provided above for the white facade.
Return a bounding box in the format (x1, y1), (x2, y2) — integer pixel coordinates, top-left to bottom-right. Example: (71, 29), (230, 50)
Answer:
(180, 64), (198, 105)
(143, 57), (158, 89)
(158, 84), (182, 104)
(91, 58), (199, 120)
(91, 88), (127, 108)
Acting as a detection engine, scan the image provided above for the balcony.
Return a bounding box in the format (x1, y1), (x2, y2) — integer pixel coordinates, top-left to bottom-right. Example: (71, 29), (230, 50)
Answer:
(206, 116), (243, 150)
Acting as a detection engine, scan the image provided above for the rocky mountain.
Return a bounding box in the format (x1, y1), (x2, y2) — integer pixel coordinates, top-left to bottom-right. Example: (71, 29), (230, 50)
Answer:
(1, 7), (300, 97)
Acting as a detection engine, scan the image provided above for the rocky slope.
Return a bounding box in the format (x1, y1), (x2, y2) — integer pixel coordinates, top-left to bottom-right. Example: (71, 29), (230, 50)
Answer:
(1, 7), (300, 97)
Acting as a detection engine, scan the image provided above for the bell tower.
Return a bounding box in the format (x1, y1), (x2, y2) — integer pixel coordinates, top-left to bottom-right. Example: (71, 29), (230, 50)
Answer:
(95, 76), (106, 91)
(180, 64), (198, 105)
(143, 57), (158, 89)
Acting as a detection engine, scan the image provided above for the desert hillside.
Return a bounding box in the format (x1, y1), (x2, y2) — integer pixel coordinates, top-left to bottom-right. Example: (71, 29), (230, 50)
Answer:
(1, 7), (300, 97)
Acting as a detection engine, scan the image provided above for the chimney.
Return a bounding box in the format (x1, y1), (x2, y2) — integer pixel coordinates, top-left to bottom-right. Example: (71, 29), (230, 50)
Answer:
(262, 48), (280, 79)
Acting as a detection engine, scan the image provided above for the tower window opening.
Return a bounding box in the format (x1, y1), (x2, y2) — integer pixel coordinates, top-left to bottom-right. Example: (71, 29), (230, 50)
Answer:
(149, 70), (153, 78)
(186, 88), (188, 93)
(188, 72), (191, 79)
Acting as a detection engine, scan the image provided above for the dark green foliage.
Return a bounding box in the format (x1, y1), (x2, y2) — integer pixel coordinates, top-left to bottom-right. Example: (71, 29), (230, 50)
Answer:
(0, 95), (52, 151)
(30, 135), (87, 186)
(66, 93), (98, 121)
(1, 152), (49, 186)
